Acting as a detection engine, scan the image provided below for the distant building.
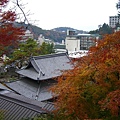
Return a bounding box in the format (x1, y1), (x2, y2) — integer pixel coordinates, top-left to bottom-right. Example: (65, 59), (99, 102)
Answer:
(21, 30), (34, 42)
(65, 30), (99, 52)
(54, 44), (66, 53)
(65, 30), (100, 58)
(37, 34), (45, 45)
(54, 40), (66, 53)
(62, 40), (65, 45)
(109, 16), (119, 28)
(24, 30), (33, 39)
(37, 34), (54, 45)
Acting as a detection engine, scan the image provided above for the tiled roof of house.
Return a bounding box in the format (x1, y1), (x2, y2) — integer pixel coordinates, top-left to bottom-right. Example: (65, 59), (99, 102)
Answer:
(0, 93), (46, 120)
(16, 53), (73, 80)
(6, 77), (56, 102)
(0, 89), (54, 120)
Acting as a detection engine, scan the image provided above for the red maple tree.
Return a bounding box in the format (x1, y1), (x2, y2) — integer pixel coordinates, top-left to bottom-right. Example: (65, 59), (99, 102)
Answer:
(0, 0), (25, 55)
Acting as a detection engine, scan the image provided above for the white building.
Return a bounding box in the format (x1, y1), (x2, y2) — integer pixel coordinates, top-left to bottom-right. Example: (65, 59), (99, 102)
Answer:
(21, 30), (34, 42)
(109, 16), (119, 28)
(65, 30), (99, 58)
(66, 30), (99, 52)
(37, 34), (45, 45)
(37, 34), (54, 46)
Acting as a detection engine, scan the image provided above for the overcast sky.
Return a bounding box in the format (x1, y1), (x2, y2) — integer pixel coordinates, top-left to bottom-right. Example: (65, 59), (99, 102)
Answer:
(10, 0), (119, 31)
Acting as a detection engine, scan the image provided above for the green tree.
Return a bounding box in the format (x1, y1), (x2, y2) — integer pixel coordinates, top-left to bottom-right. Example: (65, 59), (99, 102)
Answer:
(99, 23), (113, 35)
(40, 42), (55, 55)
(89, 23), (113, 35)
(6, 40), (55, 68)
(6, 38), (40, 68)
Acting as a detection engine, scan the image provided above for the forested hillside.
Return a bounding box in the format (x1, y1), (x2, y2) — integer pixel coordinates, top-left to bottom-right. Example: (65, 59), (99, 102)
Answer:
(14, 23), (63, 43)
(15, 22), (112, 43)
(15, 23), (87, 43)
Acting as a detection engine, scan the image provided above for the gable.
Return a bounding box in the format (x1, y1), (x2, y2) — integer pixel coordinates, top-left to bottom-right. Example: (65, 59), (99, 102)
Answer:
(16, 53), (73, 80)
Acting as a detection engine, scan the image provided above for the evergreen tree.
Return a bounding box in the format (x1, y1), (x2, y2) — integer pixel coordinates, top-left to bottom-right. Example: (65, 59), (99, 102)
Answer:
(40, 42), (55, 55)
(89, 23), (113, 35)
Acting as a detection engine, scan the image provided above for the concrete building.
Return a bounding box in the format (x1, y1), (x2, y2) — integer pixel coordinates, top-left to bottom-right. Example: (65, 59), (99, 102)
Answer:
(65, 30), (99, 52)
(109, 16), (119, 28)
(37, 34), (54, 45)
(65, 30), (100, 58)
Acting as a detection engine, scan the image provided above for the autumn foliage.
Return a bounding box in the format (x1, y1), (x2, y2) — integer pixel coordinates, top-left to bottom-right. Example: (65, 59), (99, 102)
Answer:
(51, 31), (120, 119)
(0, 0), (24, 55)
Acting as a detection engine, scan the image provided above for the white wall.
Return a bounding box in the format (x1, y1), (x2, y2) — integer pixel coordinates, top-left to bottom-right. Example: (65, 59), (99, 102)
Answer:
(65, 36), (80, 51)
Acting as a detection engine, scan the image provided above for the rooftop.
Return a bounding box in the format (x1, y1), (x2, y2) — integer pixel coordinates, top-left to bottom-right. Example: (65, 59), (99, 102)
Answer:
(16, 53), (73, 80)
(6, 78), (56, 102)
(0, 92), (46, 120)
(0, 83), (54, 120)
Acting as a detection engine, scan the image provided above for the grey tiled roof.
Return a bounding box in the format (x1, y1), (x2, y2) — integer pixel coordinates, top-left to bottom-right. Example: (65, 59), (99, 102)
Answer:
(0, 93), (46, 120)
(0, 90), (55, 120)
(6, 78), (56, 102)
(16, 53), (73, 80)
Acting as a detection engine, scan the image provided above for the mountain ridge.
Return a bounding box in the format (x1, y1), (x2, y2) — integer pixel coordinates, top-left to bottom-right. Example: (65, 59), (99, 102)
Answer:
(51, 27), (87, 33)
(15, 22), (87, 43)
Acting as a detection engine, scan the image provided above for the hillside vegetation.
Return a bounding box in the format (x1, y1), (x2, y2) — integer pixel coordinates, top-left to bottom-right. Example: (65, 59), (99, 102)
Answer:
(15, 23), (86, 43)
(15, 22), (113, 43)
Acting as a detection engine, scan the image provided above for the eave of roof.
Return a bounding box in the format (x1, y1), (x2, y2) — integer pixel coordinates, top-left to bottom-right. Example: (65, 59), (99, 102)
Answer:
(0, 93), (47, 120)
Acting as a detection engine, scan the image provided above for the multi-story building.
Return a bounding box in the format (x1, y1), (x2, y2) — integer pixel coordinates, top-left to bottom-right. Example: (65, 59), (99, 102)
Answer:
(65, 30), (99, 52)
(109, 16), (119, 28)
(65, 30), (100, 58)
